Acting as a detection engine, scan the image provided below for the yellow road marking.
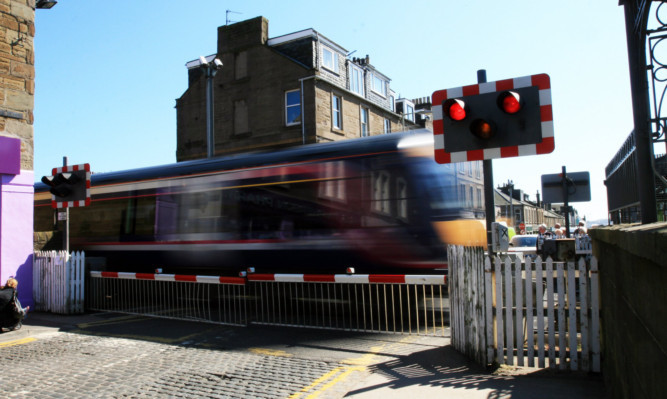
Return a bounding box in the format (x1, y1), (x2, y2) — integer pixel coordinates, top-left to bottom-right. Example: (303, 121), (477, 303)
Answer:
(302, 366), (366, 399)
(0, 337), (37, 347)
(291, 335), (423, 398)
(249, 347), (293, 357)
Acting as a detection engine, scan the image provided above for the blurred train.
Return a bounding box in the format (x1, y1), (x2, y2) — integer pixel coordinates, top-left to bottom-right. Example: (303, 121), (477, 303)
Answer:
(34, 131), (486, 275)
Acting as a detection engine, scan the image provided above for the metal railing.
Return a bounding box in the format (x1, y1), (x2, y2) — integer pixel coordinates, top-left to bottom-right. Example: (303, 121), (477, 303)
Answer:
(248, 274), (448, 336)
(87, 272), (448, 336)
(88, 272), (248, 326)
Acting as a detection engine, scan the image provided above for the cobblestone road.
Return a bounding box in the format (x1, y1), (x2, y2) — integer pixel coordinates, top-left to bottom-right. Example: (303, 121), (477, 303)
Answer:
(0, 312), (605, 399)
(0, 313), (442, 399)
(3, 332), (360, 398)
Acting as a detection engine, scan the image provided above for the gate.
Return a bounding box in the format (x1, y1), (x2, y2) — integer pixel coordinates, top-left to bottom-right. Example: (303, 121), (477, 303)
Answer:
(33, 251), (85, 314)
(448, 245), (601, 372)
(87, 271), (448, 336)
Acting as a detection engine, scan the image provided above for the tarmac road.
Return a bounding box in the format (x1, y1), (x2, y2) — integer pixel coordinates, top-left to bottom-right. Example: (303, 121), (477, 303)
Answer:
(0, 311), (606, 398)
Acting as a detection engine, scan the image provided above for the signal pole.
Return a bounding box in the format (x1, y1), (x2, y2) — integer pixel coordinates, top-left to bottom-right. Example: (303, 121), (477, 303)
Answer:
(62, 156), (69, 253)
(478, 69), (496, 256)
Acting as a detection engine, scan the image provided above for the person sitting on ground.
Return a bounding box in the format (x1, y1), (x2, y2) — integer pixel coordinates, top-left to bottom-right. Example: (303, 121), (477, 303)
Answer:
(0, 277), (30, 332)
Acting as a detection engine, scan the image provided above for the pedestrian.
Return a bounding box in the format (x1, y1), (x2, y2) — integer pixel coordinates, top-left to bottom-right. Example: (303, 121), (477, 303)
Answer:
(536, 223), (553, 252)
(0, 277), (30, 332)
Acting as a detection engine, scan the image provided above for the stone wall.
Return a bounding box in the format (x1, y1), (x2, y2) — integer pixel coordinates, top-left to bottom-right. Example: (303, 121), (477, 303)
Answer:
(0, 0), (34, 170)
(589, 223), (667, 399)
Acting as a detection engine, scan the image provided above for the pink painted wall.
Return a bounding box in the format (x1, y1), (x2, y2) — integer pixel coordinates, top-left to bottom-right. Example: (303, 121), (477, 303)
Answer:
(1, 170), (34, 307)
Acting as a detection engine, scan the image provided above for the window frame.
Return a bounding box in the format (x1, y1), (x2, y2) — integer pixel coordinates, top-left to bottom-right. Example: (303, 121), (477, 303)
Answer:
(332, 93), (342, 130)
(285, 89), (302, 126)
(371, 73), (387, 97)
(349, 64), (365, 96)
(321, 46), (339, 74)
(360, 107), (369, 137)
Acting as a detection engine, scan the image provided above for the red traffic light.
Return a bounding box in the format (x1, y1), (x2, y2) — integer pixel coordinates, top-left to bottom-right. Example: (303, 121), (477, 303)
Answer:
(443, 99), (466, 121)
(498, 91), (521, 114)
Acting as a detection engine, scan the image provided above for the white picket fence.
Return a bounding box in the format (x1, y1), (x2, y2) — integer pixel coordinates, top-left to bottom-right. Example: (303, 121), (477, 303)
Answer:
(33, 251), (85, 314)
(448, 246), (600, 372)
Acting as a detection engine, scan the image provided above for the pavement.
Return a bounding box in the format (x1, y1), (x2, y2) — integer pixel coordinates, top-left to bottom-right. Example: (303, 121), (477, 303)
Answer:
(0, 311), (607, 398)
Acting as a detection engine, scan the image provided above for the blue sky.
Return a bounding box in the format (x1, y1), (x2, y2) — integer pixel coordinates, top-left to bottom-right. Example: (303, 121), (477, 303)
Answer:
(34, 1), (639, 222)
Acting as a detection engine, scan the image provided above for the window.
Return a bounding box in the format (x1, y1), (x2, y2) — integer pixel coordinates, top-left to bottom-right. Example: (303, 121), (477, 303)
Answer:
(360, 107), (369, 137)
(406, 104), (414, 122)
(285, 90), (301, 126)
(322, 46), (339, 73)
(350, 65), (364, 96)
(397, 178), (408, 219)
(390, 95), (395, 111)
(371, 73), (386, 96)
(383, 118), (391, 134)
(332, 94), (342, 130)
(372, 171), (391, 214)
(319, 161), (346, 201)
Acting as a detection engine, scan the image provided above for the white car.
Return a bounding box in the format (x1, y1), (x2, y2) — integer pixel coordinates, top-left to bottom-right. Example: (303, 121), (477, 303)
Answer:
(508, 235), (538, 260)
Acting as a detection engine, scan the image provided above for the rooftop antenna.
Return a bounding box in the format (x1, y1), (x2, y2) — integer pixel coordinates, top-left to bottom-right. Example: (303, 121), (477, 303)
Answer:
(226, 10), (242, 25)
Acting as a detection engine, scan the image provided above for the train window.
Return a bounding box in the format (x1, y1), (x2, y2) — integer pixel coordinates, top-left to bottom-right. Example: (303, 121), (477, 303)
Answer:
(397, 177), (408, 220)
(372, 171), (391, 214)
(318, 161), (346, 202)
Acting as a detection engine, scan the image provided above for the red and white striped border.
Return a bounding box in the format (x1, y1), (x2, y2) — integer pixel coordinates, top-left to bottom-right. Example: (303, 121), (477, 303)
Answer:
(248, 274), (447, 285)
(89, 271), (447, 285)
(431, 73), (554, 163)
(51, 163), (91, 208)
(90, 271), (246, 285)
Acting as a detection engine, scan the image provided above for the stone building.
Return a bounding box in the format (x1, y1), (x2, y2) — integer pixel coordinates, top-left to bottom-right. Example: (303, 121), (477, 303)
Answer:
(175, 16), (420, 161)
(0, 0), (51, 308)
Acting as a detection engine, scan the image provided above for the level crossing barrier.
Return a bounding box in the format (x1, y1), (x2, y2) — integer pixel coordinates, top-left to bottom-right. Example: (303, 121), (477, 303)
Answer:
(248, 273), (448, 336)
(88, 272), (248, 326)
(87, 271), (448, 336)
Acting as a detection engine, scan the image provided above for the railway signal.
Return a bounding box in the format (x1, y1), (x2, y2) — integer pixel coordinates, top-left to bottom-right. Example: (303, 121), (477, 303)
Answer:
(41, 163), (91, 209)
(432, 73), (554, 163)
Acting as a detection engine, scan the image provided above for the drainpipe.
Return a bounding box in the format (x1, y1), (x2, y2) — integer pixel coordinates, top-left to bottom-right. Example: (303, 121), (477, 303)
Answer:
(299, 75), (317, 145)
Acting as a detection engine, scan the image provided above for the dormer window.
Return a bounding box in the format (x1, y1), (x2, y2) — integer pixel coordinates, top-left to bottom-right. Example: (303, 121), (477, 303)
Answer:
(350, 64), (364, 96)
(322, 46), (339, 73)
(371, 73), (386, 97)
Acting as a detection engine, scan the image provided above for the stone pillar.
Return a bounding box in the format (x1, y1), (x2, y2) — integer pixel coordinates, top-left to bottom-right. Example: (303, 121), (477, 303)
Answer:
(0, 0), (36, 307)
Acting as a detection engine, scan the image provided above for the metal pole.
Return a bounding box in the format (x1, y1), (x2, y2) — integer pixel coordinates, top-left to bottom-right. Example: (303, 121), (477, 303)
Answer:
(561, 166), (570, 238)
(205, 67), (215, 158)
(622, 2), (657, 223)
(509, 181), (514, 230)
(478, 69), (495, 255)
(63, 156), (69, 253)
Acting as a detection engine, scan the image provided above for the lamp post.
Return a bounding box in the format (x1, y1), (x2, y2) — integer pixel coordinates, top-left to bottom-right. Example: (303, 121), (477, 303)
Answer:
(199, 56), (223, 158)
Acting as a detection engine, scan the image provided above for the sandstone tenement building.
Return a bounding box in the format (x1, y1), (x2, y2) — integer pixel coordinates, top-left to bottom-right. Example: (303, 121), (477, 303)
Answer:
(175, 16), (421, 161)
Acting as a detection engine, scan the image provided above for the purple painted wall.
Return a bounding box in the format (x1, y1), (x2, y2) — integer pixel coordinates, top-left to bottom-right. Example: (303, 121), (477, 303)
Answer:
(0, 170), (34, 308)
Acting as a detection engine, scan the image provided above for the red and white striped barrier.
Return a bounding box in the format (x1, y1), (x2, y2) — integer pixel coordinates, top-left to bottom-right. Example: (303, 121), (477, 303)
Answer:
(90, 271), (246, 285)
(90, 271), (446, 285)
(247, 273), (447, 285)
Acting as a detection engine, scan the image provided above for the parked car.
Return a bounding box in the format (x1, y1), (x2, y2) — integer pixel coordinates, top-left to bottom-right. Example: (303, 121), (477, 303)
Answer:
(508, 235), (538, 260)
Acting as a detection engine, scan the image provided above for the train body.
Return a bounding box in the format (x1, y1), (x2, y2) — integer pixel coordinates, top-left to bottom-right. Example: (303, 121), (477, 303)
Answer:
(34, 131), (486, 275)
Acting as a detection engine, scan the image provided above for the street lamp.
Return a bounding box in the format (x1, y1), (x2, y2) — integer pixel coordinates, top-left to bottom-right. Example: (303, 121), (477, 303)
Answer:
(199, 55), (223, 158)
(36, 0), (57, 9)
